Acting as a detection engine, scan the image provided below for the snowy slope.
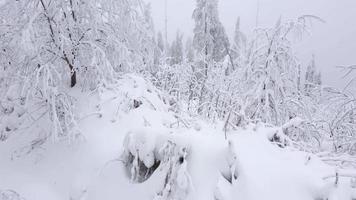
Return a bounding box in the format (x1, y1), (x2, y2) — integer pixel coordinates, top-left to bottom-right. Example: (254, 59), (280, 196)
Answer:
(0, 74), (355, 200)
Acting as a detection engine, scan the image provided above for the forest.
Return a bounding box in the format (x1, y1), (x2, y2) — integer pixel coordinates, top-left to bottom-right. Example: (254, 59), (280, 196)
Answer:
(0, 0), (355, 199)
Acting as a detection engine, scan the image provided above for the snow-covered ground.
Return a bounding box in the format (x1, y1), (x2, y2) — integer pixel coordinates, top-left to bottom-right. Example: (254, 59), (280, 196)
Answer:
(1, 74), (355, 200)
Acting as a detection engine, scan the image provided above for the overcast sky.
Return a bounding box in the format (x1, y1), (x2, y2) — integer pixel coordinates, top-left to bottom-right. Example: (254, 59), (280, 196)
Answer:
(145, 0), (356, 93)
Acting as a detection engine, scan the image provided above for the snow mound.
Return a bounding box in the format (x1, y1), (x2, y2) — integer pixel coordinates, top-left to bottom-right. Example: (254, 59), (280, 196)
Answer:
(1, 74), (355, 200)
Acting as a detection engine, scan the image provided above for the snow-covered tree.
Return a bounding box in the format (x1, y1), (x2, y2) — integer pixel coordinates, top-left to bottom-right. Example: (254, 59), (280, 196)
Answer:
(0, 0), (156, 144)
(193, 0), (229, 63)
(241, 17), (314, 125)
(185, 37), (195, 63)
(231, 17), (247, 69)
(157, 32), (165, 54)
(304, 55), (322, 97)
(169, 31), (184, 65)
(192, 0), (230, 114)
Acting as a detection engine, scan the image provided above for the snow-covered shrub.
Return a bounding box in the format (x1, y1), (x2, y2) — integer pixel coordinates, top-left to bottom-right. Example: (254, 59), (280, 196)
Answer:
(320, 88), (356, 155)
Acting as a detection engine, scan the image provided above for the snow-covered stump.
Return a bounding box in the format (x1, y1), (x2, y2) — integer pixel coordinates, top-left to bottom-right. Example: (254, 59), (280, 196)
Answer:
(154, 141), (191, 200)
(125, 150), (161, 183)
(122, 130), (192, 200)
(122, 130), (161, 183)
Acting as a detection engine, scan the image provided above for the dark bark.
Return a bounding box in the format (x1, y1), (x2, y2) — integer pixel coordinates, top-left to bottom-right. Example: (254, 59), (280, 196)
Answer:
(40, 0), (77, 88)
(63, 52), (77, 87)
(70, 69), (77, 87)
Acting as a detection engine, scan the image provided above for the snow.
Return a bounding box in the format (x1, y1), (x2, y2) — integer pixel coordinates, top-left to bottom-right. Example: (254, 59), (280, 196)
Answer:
(1, 74), (355, 200)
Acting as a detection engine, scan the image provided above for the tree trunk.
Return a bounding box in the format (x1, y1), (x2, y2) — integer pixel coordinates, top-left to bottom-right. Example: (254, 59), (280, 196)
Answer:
(70, 69), (77, 87)
(64, 55), (77, 88)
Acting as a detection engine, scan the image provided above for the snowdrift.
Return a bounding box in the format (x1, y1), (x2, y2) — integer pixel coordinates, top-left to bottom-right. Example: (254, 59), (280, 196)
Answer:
(0, 74), (355, 200)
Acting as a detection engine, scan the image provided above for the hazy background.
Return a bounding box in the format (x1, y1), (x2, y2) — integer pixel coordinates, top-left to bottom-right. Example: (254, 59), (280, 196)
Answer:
(145, 0), (356, 94)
